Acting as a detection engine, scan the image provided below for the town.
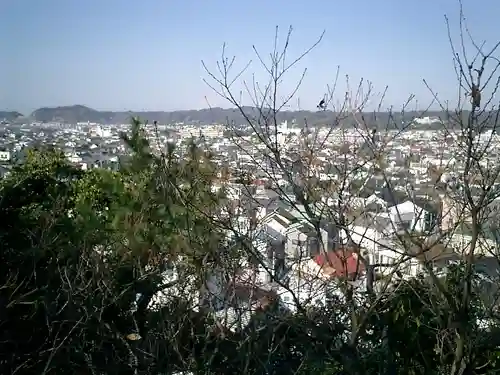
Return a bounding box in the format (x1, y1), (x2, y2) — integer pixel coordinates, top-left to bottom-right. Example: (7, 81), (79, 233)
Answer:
(1, 115), (499, 333)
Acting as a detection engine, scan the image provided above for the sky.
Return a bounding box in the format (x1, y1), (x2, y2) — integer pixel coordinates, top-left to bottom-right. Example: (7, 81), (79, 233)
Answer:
(2, 0), (500, 114)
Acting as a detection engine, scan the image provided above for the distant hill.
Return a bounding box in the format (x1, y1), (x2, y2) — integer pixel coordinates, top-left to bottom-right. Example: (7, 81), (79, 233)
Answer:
(0, 111), (24, 122)
(23, 105), (458, 128)
(30, 105), (254, 126)
(1, 104), (489, 130)
(31, 105), (115, 124)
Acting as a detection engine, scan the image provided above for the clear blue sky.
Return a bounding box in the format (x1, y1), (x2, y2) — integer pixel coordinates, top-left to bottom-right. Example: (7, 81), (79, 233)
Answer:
(2, 0), (499, 114)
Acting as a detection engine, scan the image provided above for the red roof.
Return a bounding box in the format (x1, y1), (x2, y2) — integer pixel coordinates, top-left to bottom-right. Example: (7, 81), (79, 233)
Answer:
(314, 248), (364, 278)
(253, 179), (267, 186)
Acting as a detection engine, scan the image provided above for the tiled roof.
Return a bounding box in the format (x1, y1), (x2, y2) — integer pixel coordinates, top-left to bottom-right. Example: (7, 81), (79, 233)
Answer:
(314, 248), (365, 278)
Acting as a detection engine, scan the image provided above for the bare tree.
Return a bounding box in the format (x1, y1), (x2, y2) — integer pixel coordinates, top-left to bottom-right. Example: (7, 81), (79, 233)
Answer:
(414, 2), (500, 374)
(200, 23), (439, 373)
(198, 2), (500, 372)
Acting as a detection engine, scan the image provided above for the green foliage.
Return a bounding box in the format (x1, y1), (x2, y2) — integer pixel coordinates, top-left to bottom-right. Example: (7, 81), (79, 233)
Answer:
(0, 118), (231, 374)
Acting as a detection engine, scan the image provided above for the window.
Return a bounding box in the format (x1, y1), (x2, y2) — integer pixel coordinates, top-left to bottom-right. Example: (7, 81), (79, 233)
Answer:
(308, 237), (320, 257)
(292, 239), (306, 259)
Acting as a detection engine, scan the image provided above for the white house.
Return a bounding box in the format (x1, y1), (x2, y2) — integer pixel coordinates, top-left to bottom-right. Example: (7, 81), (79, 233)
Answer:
(276, 250), (366, 313)
(351, 193), (387, 210)
(0, 151), (10, 162)
(384, 200), (433, 233)
(344, 212), (393, 255)
(343, 209), (434, 279)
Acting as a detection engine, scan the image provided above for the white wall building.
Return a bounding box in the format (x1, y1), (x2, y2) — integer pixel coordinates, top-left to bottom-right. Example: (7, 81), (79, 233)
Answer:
(0, 151), (11, 162)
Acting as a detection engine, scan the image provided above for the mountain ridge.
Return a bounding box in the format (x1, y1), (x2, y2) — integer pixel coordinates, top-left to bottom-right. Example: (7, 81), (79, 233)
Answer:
(0, 104), (474, 129)
(0, 111), (24, 122)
